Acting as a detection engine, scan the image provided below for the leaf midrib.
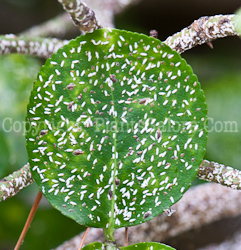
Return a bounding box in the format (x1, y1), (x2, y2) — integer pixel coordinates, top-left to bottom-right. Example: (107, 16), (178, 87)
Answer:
(104, 85), (119, 240)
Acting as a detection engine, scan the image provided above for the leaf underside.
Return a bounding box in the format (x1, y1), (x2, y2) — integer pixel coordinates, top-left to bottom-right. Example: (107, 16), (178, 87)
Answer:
(26, 28), (207, 230)
(82, 242), (176, 250)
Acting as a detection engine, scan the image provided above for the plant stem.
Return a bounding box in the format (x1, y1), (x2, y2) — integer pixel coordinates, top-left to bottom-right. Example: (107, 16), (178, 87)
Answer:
(58, 0), (102, 33)
(83, 0), (141, 28)
(164, 14), (240, 54)
(0, 35), (68, 59)
(198, 159), (241, 189)
(104, 227), (115, 243)
(103, 89), (120, 242)
(105, 242), (118, 250)
(77, 227), (90, 250)
(14, 191), (43, 250)
(0, 163), (34, 202)
(124, 227), (128, 246)
(20, 13), (76, 38)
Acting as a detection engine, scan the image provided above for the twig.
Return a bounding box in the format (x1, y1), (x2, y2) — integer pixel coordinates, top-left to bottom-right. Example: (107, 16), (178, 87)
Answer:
(14, 191), (43, 250)
(54, 183), (241, 249)
(110, 0), (141, 14)
(198, 229), (241, 250)
(20, 13), (76, 38)
(0, 163), (34, 202)
(1, 14), (240, 63)
(58, 0), (102, 33)
(77, 227), (90, 250)
(19, 0), (141, 38)
(198, 159), (241, 190)
(0, 35), (68, 59)
(55, 228), (104, 250)
(83, 0), (115, 28)
(124, 227), (128, 247)
(164, 14), (240, 54)
(85, 0), (141, 28)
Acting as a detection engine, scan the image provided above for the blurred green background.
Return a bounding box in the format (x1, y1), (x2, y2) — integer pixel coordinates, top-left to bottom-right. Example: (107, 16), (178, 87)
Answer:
(0, 0), (240, 249)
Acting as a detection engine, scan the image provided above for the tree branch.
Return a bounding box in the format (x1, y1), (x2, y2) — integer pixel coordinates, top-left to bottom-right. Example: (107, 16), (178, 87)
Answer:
(58, 0), (102, 33)
(110, 0), (141, 14)
(0, 35), (68, 59)
(1, 14), (240, 59)
(84, 0), (116, 28)
(164, 14), (240, 54)
(19, 0), (141, 38)
(85, 0), (141, 28)
(199, 229), (241, 250)
(55, 183), (241, 249)
(0, 164), (33, 202)
(198, 159), (241, 190)
(20, 13), (76, 38)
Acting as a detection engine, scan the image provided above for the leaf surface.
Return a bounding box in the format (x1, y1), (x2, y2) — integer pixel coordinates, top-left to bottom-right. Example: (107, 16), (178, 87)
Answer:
(82, 242), (176, 250)
(26, 28), (207, 231)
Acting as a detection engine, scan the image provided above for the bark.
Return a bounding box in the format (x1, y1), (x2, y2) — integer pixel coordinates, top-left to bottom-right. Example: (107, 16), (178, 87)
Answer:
(58, 0), (102, 34)
(164, 14), (240, 54)
(0, 34), (68, 59)
(198, 159), (241, 190)
(55, 183), (241, 249)
(20, 0), (141, 38)
(0, 164), (33, 202)
(20, 13), (76, 38)
(1, 14), (240, 59)
(197, 230), (241, 250)
(85, 0), (141, 28)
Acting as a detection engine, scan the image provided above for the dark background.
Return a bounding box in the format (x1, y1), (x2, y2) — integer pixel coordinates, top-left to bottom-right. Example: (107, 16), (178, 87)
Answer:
(0, 0), (241, 249)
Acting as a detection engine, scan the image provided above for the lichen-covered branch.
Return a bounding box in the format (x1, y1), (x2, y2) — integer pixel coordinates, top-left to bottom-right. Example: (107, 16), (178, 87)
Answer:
(0, 35), (69, 59)
(55, 183), (241, 249)
(20, 13), (76, 38)
(198, 229), (241, 250)
(198, 159), (241, 190)
(111, 0), (141, 14)
(0, 164), (34, 202)
(164, 14), (240, 54)
(58, 0), (102, 33)
(84, 0), (116, 28)
(19, 0), (141, 38)
(2, 14), (240, 60)
(85, 0), (141, 28)
(2, 158), (241, 201)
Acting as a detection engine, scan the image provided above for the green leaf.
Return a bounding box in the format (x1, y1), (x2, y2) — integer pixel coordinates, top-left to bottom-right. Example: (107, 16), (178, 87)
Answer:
(0, 131), (10, 177)
(82, 242), (176, 250)
(120, 242), (175, 250)
(82, 242), (103, 250)
(0, 54), (40, 174)
(26, 28), (207, 236)
(234, 8), (241, 35)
